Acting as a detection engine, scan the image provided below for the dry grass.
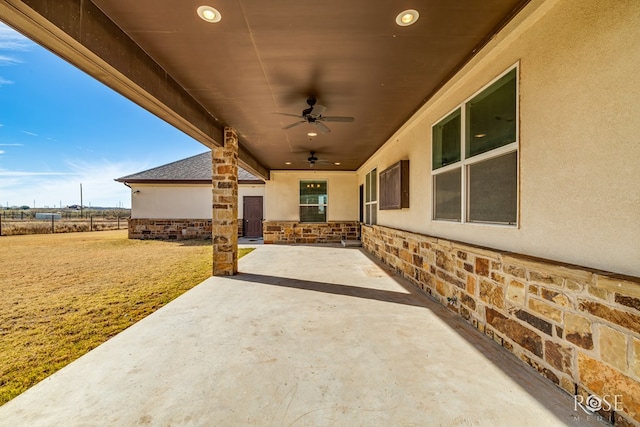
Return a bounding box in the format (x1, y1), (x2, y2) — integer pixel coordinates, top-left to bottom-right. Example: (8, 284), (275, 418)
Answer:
(0, 230), (253, 405)
(0, 218), (126, 235)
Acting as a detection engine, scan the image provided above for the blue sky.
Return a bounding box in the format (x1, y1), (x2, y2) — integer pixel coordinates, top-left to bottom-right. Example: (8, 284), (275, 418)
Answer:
(0, 22), (207, 208)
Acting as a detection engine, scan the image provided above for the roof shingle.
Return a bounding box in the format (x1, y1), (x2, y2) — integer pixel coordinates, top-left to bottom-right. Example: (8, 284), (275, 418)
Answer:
(116, 152), (263, 183)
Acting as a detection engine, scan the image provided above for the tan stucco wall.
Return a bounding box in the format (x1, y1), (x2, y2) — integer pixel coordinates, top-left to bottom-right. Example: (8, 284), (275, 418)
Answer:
(130, 183), (265, 220)
(357, 0), (640, 277)
(265, 171), (358, 221)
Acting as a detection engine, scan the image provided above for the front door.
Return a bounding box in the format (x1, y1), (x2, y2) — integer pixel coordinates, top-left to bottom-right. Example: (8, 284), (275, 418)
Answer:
(243, 196), (263, 237)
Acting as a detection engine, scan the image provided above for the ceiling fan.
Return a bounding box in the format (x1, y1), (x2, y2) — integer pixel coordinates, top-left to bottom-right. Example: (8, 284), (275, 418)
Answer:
(305, 151), (335, 167)
(307, 151), (319, 166)
(277, 98), (354, 134)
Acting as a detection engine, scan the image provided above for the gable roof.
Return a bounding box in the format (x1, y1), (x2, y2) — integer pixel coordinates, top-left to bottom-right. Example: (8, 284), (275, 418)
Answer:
(115, 152), (264, 184)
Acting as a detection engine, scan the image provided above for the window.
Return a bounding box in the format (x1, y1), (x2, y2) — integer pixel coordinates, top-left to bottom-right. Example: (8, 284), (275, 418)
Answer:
(432, 108), (461, 169)
(364, 168), (377, 224)
(432, 65), (518, 225)
(300, 180), (327, 222)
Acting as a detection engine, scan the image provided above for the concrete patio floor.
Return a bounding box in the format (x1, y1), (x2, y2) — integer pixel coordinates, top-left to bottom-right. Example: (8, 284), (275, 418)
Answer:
(0, 244), (608, 426)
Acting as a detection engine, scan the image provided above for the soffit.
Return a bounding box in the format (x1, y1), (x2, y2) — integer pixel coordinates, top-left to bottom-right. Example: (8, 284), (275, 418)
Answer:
(91, 0), (529, 171)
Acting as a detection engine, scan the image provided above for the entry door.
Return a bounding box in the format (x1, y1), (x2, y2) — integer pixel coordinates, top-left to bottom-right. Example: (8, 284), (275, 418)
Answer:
(243, 196), (263, 237)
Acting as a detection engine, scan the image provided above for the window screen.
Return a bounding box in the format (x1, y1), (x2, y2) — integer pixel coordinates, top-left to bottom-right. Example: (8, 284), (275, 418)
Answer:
(434, 168), (461, 221)
(467, 152), (517, 224)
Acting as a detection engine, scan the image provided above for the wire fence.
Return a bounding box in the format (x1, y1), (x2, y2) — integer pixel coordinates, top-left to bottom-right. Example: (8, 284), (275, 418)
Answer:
(0, 209), (129, 220)
(0, 209), (130, 236)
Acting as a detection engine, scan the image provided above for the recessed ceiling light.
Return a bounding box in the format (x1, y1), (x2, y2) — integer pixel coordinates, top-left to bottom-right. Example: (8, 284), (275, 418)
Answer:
(197, 5), (221, 23)
(334, 162), (341, 166)
(307, 132), (318, 137)
(475, 133), (486, 138)
(285, 162), (292, 165)
(396, 9), (419, 26)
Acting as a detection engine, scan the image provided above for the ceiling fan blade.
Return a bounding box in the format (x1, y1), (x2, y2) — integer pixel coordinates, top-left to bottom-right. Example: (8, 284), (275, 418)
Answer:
(283, 121), (305, 130)
(275, 112), (303, 118)
(322, 116), (355, 122)
(314, 121), (331, 134)
(309, 104), (326, 117)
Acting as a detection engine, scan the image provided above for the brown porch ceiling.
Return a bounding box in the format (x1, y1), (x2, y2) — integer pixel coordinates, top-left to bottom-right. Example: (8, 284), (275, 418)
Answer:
(2, 0), (529, 174)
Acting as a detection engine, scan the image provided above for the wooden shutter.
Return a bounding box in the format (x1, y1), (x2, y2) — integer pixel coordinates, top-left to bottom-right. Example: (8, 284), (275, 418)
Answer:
(379, 160), (409, 210)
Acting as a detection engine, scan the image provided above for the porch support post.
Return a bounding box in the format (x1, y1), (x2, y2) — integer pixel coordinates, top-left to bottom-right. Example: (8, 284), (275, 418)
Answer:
(212, 127), (239, 276)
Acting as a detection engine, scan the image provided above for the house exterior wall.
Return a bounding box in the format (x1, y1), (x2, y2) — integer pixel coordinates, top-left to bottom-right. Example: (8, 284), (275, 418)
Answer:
(357, 0), (640, 278)
(128, 183), (264, 239)
(264, 171), (358, 221)
(263, 171), (358, 244)
(356, 0), (640, 424)
(129, 184), (264, 220)
(130, 184), (211, 219)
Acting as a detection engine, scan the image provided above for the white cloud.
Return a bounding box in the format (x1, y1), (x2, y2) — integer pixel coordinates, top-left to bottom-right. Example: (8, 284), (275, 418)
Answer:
(0, 150), (4, 155)
(0, 143), (23, 146)
(0, 171), (72, 177)
(0, 54), (21, 66)
(0, 23), (32, 87)
(0, 159), (149, 208)
(0, 23), (32, 51)
(21, 130), (38, 136)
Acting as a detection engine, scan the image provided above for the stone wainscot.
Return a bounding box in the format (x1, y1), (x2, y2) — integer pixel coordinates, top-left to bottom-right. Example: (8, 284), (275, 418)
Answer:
(363, 224), (640, 426)
(129, 218), (246, 240)
(128, 218), (212, 240)
(263, 221), (358, 244)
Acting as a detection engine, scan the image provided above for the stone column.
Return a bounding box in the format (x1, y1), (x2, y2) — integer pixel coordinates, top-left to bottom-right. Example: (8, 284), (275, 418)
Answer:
(212, 127), (238, 275)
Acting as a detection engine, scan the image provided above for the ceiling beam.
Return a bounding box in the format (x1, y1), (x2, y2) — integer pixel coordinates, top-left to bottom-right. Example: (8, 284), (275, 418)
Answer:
(0, 0), (270, 180)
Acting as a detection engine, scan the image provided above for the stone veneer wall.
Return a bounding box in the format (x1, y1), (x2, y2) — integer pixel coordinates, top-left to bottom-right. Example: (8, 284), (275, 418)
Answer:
(128, 218), (244, 240)
(128, 218), (212, 240)
(263, 221), (358, 244)
(362, 224), (640, 426)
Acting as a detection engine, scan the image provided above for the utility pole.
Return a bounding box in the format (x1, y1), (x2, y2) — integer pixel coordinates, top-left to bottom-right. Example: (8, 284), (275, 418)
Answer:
(80, 183), (83, 218)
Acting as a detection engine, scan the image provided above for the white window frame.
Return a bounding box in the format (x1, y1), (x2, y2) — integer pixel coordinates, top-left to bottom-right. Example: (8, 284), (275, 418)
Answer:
(431, 63), (519, 226)
(299, 179), (328, 223)
(364, 167), (377, 225)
